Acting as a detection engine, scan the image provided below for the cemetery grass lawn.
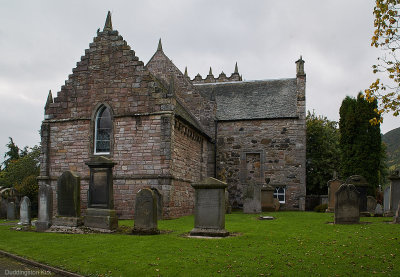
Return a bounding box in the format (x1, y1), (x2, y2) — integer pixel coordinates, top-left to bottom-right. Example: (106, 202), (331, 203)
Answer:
(0, 212), (400, 276)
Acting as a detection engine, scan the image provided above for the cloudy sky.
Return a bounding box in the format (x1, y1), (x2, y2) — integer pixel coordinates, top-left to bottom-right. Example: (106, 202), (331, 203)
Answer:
(0, 0), (398, 163)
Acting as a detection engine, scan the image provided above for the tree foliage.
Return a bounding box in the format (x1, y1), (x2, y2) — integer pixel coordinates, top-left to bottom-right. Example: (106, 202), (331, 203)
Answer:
(339, 93), (386, 194)
(306, 111), (340, 195)
(2, 137), (20, 170)
(365, 0), (400, 123)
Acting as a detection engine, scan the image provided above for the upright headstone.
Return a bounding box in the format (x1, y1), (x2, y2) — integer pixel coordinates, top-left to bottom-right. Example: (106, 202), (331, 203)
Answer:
(53, 171), (82, 227)
(374, 204), (383, 217)
(225, 190), (232, 214)
(0, 197), (7, 218)
(133, 188), (159, 234)
(327, 178), (343, 212)
(389, 172), (400, 216)
(261, 184), (275, 212)
(367, 196), (377, 214)
(7, 202), (16, 220)
(36, 184), (53, 231)
(243, 183), (261, 214)
(84, 156), (118, 230)
(19, 196), (31, 225)
(150, 188), (163, 220)
(393, 202), (400, 224)
(346, 175), (368, 214)
(190, 177), (229, 237)
(384, 186), (391, 216)
(334, 184), (360, 224)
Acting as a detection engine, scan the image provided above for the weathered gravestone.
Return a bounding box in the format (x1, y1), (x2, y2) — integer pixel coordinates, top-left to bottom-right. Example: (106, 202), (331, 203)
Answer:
(150, 188), (163, 220)
(384, 186), (391, 216)
(36, 184), (53, 231)
(0, 197), (7, 218)
(389, 172), (400, 217)
(7, 202), (16, 220)
(367, 196), (377, 214)
(133, 188), (159, 234)
(374, 203), (383, 217)
(243, 182), (261, 214)
(346, 175), (368, 214)
(190, 177), (229, 237)
(334, 184), (360, 224)
(327, 178), (343, 212)
(393, 202), (400, 223)
(225, 190), (232, 214)
(84, 156), (118, 230)
(273, 198), (281, 211)
(53, 171), (82, 227)
(19, 196), (31, 225)
(261, 184), (275, 212)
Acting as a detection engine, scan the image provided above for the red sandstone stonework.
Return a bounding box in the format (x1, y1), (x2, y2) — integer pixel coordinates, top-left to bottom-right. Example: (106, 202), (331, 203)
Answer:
(39, 13), (306, 219)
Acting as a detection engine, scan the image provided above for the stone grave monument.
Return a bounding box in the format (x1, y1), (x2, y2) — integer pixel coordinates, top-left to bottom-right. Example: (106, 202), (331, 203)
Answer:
(84, 156), (118, 230)
(150, 188), (163, 220)
(243, 182), (261, 214)
(334, 184), (360, 224)
(394, 202), (400, 224)
(190, 177), (229, 237)
(261, 184), (275, 212)
(374, 203), (383, 217)
(327, 178), (343, 212)
(367, 196), (377, 214)
(389, 172), (400, 217)
(225, 190), (232, 214)
(0, 197), (7, 219)
(19, 196), (31, 226)
(384, 186), (391, 216)
(53, 171), (82, 227)
(346, 175), (368, 215)
(36, 184), (53, 231)
(7, 202), (16, 220)
(133, 188), (159, 234)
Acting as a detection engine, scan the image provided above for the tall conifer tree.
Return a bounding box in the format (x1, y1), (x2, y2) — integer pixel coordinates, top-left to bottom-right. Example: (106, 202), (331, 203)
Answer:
(339, 93), (383, 194)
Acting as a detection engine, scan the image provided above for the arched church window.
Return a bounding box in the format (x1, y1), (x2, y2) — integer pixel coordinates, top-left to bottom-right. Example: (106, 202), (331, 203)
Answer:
(273, 186), (286, 204)
(94, 106), (112, 154)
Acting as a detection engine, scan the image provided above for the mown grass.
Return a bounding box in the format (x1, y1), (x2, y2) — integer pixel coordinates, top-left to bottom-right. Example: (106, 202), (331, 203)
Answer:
(0, 212), (399, 276)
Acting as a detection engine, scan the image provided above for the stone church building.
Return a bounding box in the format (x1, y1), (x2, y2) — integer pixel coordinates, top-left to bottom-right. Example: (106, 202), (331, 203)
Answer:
(38, 12), (306, 219)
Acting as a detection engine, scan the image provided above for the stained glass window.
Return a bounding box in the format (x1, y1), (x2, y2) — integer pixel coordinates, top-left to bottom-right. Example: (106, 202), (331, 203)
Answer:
(95, 106), (111, 154)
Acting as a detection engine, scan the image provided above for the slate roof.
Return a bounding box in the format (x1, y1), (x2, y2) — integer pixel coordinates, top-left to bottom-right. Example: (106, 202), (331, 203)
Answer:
(194, 78), (298, 121)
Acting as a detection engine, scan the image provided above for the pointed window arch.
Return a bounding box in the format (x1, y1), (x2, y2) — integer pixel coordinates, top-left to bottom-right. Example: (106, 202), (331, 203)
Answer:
(94, 105), (112, 154)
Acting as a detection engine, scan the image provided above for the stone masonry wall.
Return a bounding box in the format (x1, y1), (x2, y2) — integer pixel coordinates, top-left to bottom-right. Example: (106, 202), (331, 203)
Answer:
(217, 118), (306, 210)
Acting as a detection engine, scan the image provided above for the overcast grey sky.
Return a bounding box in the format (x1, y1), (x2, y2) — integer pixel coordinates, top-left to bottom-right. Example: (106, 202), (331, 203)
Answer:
(0, 0), (398, 162)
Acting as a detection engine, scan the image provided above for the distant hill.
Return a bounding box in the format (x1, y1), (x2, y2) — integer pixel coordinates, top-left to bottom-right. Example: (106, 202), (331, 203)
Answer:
(382, 127), (400, 171)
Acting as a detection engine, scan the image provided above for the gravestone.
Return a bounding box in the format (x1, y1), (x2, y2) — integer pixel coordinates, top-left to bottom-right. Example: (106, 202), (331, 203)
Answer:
(389, 172), (400, 217)
(53, 171), (82, 227)
(0, 198), (7, 218)
(374, 204), (383, 217)
(273, 198), (281, 211)
(261, 184), (275, 212)
(225, 190), (232, 214)
(346, 175), (368, 214)
(133, 188), (159, 234)
(334, 184), (360, 224)
(84, 156), (118, 230)
(36, 184), (53, 231)
(19, 196), (31, 225)
(190, 177), (229, 237)
(327, 179), (343, 211)
(367, 196), (377, 214)
(393, 202), (400, 223)
(243, 183), (261, 214)
(7, 202), (16, 220)
(150, 188), (163, 220)
(384, 186), (391, 216)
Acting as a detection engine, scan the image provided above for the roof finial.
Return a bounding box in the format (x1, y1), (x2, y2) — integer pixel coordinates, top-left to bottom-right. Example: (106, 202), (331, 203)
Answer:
(45, 90), (53, 110)
(157, 38), (163, 52)
(184, 66), (188, 77)
(295, 55), (305, 77)
(103, 11), (113, 32)
(209, 67), (213, 76)
(234, 62), (239, 74)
